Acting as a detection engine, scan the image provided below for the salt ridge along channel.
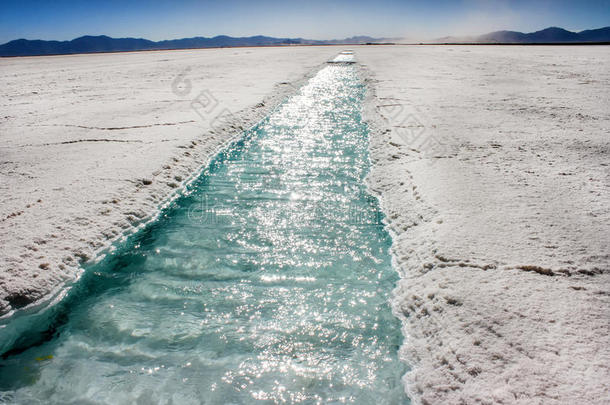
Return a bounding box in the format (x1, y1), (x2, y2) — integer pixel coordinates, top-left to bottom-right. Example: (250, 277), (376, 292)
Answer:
(0, 59), (409, 404)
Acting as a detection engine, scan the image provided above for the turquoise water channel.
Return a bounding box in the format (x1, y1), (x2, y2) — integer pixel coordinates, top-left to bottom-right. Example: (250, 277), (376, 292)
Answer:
(0, 65), (408, 404)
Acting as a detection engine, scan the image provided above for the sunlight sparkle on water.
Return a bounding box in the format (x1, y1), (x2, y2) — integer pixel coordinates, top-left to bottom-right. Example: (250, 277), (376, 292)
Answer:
(0, 64), (408, 404)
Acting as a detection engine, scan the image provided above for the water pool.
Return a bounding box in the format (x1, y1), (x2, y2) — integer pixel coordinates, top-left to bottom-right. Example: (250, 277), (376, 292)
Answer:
(0, 64), (408, 404)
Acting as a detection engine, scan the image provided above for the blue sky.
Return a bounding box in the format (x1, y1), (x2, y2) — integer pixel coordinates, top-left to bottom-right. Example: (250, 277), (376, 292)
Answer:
(0, 0), (609, 43)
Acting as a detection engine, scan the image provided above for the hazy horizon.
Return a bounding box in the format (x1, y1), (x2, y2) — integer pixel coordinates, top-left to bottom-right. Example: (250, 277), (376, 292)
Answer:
(1, 0), (609, 44)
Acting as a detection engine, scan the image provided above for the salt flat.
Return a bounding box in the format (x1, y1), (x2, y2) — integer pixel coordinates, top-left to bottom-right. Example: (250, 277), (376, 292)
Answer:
(359, 45), (609, 404)
(0, 46), (335, 315)
(1, 45), (609, 404)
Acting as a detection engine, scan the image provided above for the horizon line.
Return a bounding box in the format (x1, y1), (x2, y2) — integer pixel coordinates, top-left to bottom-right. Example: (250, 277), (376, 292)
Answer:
(3, 25), (610, 46)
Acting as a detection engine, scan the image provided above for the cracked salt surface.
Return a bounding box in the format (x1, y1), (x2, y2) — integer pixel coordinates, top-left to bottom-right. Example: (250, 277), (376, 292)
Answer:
(0, 46), (335, 317)
(360, 45), (609, 405)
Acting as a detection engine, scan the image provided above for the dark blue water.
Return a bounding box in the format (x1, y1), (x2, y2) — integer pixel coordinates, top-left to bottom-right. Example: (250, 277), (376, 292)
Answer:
(0, 65), (408, 404)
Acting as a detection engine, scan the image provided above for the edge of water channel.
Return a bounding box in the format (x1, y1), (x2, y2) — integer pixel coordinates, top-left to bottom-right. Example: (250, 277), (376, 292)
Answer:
(359, 63), (416, 404)
(0, 61), (328, 351)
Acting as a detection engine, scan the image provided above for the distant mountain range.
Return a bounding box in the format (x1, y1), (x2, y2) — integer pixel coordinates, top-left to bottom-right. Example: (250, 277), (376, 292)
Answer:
(0, 35), (390, 57)
(2, 26), (608, 57)
(434, 26), (610, 44)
